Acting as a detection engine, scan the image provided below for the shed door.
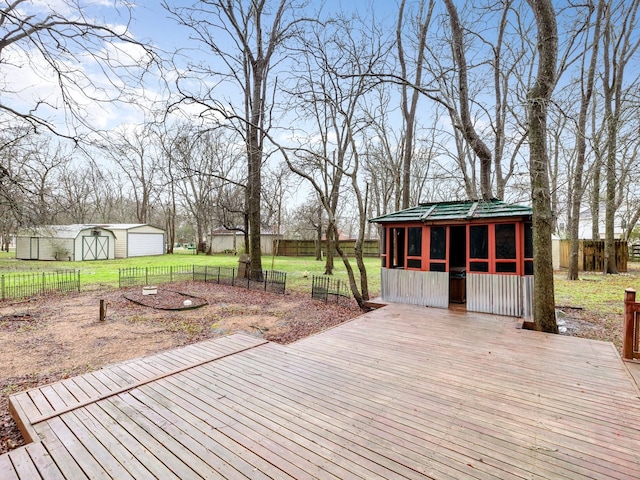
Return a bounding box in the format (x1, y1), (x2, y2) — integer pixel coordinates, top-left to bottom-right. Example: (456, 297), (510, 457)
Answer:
(82, 236), (109, 260)
(127, 233), (164, 257)
(30, 238), (39, 260)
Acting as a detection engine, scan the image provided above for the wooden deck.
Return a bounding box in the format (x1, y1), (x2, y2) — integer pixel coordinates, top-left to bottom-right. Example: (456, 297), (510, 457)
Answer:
(2, 304), (640, 479)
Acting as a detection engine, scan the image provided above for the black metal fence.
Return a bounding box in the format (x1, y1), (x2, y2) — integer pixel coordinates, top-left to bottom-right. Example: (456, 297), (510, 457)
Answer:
(119, 265), (199, 287)
(0, 270), (81, 300)
(311, 275), (351, 305)
(119, 265), (287, 295)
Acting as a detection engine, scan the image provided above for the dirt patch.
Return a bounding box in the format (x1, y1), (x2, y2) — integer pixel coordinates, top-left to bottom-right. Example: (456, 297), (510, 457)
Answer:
(556, 307), (623, 351)
(0, 282), (361, 454)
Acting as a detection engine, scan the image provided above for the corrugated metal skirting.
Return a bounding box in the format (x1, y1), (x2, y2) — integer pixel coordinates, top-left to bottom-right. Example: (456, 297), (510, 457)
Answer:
(467, 274), (531, 317)
(467, 273), (494, 314)
(381, 268), (449, 308)
(521, 276), (534, 318)
(382, 269), (533, 318)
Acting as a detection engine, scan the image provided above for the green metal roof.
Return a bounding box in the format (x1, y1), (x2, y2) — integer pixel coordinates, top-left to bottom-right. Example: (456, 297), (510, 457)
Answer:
(369, 199), (532, 224)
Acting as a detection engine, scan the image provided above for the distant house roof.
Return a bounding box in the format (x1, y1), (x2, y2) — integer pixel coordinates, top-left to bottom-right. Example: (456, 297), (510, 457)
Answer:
(369, 199), (533, 224)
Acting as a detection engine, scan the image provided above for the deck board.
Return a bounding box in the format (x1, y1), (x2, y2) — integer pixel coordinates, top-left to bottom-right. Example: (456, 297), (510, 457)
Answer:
(8, 333), (267, 437)
(3, 306), (640, 479)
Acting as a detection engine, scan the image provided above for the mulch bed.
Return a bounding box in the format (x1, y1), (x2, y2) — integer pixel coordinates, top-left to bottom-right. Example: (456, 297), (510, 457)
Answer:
(123, 288), (208, 310)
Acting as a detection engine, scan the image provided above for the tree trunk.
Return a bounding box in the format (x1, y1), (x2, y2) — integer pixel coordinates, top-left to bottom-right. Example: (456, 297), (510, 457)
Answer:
(247, 57), (264, 276)
(590, 143), (602, 240)
(324, 224), (335, 275)
(315, 209), (322, 261)
(443, 0), (493, 200)
(526, 0), (558, 334)
(601, 0), (640, 272)
(397, 0), (433, 209)
(568, 1), (603, 280)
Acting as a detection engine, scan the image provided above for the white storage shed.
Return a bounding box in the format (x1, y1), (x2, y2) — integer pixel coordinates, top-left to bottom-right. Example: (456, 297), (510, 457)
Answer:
(102, 224), (166, 258)
(15, 225), (116, 261)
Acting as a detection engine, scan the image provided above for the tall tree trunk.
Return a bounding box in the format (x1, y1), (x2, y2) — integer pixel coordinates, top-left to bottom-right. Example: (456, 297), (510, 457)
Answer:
(602, 18), (618, 274)
(397, 0), (433, 208)
(568, 1), (603, 280)
(590, 120), (602, 241)
(315, 207), (322, 261)
(601, 0), (640, 272)
(443, 0), (493, 200)
(526, 0), (558, 334)
(247, 57), (264, 277)
(324, 223), (335, 275)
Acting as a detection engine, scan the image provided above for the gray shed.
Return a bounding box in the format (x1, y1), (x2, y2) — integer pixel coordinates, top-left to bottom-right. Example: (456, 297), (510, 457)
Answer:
(15, 225), (116, 261)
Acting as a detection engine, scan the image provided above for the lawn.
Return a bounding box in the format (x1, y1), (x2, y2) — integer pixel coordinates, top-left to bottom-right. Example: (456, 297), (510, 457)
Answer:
(0, 250), (382, 295)
(554, 263), (640, 315)
(1, 249), (639, 312)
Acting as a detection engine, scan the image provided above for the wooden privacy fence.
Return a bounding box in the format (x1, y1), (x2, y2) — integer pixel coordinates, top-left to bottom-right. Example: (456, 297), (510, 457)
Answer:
(119, 265), (287, 295)
(274, 239), (379, 257)
(630, 243), (640, 262)
(559, 239), (628, 272)
(623, 288), (640, 360)
(0, 270), (80, 300)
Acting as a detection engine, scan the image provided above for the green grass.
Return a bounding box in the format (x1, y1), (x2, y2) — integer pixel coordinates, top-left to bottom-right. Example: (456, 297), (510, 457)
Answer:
(0, 250), (381, 295)
(554, 263), (640, 314)
(3, 248), (637, 312)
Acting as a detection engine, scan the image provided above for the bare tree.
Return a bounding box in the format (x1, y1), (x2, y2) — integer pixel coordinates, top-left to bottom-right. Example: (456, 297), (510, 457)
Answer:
(280, 14), (386, 307)
(0, 1), (154, 137)
(601, 0), (640, 274)
(57, 163), (97, 224)
(287, 197), (325, 259)
(526, 0), (558, 333)
(101, 126), (161, 224)
(442, 0), (493, 200)
(262, 163), (294, 257)
(14, 137), (71, 225)
(567, 0), (604, 279)
(164, 0), (310, 274)
(397, 0), (434, 208)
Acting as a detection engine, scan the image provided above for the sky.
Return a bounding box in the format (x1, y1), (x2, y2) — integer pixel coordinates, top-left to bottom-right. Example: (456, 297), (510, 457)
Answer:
(4, 0), (414, 135)
(2, 1), (497, 142)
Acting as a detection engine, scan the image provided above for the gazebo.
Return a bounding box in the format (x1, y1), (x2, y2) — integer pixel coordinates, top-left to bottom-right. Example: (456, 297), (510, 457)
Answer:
(369, 199), (534, 317)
